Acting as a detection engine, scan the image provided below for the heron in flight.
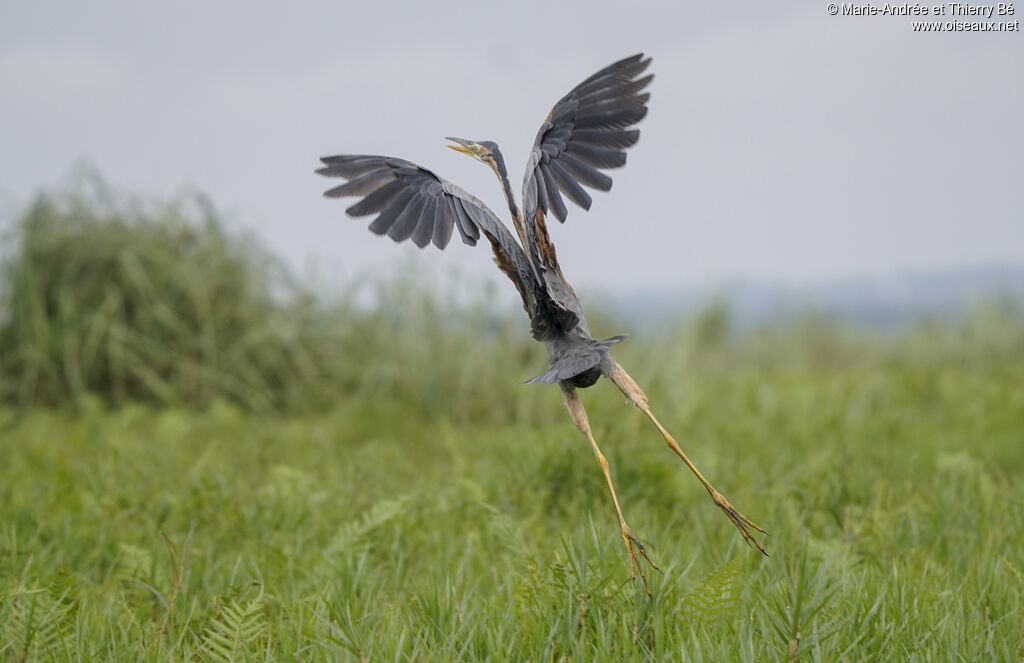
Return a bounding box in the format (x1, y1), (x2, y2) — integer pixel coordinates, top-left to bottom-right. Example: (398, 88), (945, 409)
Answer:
(317, 54), (765, 592)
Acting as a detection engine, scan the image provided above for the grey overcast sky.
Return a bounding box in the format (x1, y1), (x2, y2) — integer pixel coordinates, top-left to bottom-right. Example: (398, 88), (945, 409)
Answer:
(1, 1), (1021, 292)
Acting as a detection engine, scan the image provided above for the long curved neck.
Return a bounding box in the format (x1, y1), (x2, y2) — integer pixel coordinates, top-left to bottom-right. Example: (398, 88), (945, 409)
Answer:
(488, 147), (531, 253)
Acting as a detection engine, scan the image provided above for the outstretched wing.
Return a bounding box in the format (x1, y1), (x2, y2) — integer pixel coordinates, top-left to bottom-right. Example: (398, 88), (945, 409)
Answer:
(521, 54), (653, 269)
(317, 155), (577, 340)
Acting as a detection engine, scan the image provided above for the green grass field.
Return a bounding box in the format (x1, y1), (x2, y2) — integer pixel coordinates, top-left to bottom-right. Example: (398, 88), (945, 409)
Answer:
(2, 184), (1023, 660)
(3, 326), (1023, 661)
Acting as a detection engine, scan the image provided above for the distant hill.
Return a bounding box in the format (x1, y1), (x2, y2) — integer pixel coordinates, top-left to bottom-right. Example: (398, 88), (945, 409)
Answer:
(592, 264), (1024, 331)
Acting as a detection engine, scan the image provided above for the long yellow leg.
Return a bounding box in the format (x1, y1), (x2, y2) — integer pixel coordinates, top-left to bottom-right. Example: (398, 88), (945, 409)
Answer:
(608, 360), (768, 555)
(562, 385), (660, 594)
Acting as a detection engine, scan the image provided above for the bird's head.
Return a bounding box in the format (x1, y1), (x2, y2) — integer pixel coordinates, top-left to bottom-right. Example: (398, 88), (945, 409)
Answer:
(446, 137), (505, 174)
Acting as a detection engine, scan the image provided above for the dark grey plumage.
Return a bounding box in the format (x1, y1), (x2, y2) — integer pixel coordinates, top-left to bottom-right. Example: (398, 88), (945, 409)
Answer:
(317, 155), (578, 343)
(526, 334), (628, 386)
(317, 54), (652, 387)
(317, 54), (768, 590)
(523, 54), (652, 230)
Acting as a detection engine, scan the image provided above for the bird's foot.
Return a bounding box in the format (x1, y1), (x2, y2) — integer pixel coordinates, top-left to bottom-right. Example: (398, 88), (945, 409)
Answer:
(621, 525), (661, 596)
(709, 489), (768, 555)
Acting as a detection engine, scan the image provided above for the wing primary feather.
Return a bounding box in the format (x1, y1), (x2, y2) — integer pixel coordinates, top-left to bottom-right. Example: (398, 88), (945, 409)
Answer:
(321, 155), (555, 339)
(345, 179), (406, 215)
(457, 200), (483, 242)
(549, 160), (593, 210)
(571, 56), (651, 97)
(521, 55), (652, 231)
(572, 107), (648, 131)
(367, 188), (415, 235)
(564, 142), (627, 169)
(575, 93), (650, 119)
(430, 197), (453, 249)
(557, 152), (613, 191)
(411, 197), (436, 248)
(539, 165), (568, 222)
(387, 194), (426, 242)
(569, 54), (644, 90)
(575, 74), (654, 104)
(322, 169), (397, 198)
(448, 198), (479, 246)
(570, 128), (640, 150)
(318, 155), (389, 178)
(533, 171), (550, 214)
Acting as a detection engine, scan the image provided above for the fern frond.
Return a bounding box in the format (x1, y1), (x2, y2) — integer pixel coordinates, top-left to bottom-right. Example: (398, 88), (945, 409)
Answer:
(117, 542), (155, 583)
(200, 589), (267, 663)
(322, 493), (413, 558)
(0, 581), (75, 660)
(680, 555), (743, 628)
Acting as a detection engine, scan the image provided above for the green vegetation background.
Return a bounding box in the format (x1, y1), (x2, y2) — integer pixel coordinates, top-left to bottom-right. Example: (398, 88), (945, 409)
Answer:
(1, 180), (1022, 660)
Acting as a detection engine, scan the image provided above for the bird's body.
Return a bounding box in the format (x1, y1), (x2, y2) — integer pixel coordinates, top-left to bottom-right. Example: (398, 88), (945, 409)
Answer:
(319, 54), (765, 591)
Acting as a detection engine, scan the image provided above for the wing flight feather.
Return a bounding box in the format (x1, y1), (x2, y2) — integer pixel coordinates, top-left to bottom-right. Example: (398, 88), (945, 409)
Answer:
(317, 155), (577, 340)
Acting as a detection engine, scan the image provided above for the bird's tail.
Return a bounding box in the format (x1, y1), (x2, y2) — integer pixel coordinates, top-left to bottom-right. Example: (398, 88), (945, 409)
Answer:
(525, 335), (627, 385)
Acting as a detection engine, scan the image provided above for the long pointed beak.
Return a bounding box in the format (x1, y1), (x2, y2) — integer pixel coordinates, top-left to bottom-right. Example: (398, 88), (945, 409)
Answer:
(445, 136), (475, 156)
